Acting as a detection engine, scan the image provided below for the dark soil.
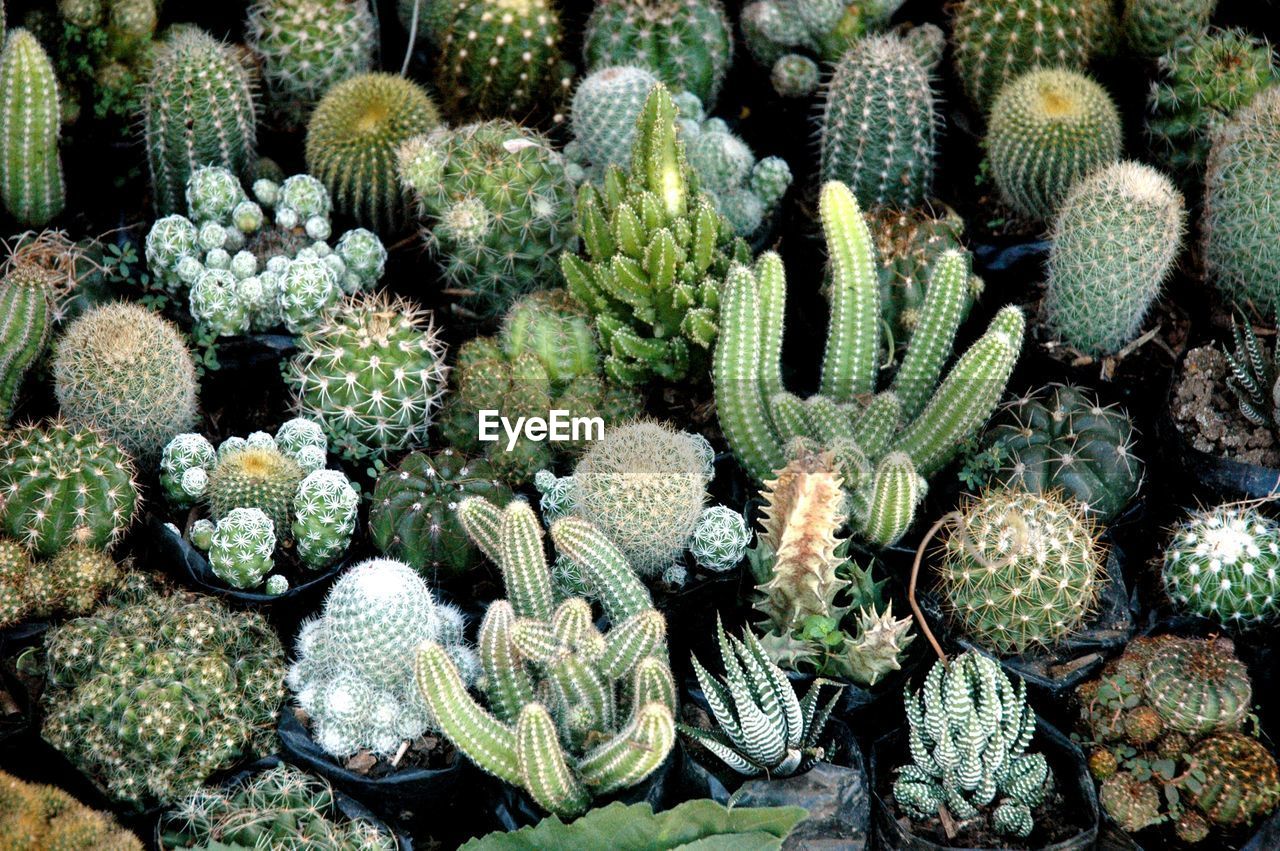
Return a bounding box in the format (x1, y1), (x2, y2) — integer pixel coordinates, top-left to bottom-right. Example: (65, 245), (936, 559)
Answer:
(1171, 346), (1280, 466)
(884, 783), (1083, 850)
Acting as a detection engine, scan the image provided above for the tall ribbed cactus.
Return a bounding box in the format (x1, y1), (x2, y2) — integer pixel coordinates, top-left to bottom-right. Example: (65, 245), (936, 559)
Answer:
(713, 181), (1025, 546)
(0, 30), (65, 227)
(0, 264), (54, 423)
(415, 498), (676, 818)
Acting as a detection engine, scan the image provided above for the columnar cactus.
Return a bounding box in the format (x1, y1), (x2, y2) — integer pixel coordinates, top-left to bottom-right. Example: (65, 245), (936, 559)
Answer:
(0, 30), (65, 227)
(1162, 505), (1280, 625)
(52, 302), (198, 465)
(583, 0), (733, 107)
(415, 498), (677, 818)
(560, 84), (751, 385)
(939, 489), (1104, 655)
(142, 28), (257, 214)
(0, 421), (138, 556)
(819, 33), (936, 209)
(986, 68), (1122, 222)
(0, 769), (142, 851)
(714, 181), (1026, 546)
(1044, 161), (1186, 356)
(245, 0), (377, 128)
(288, 293), (449, 460)
(894, 652), (1053, 839)
(398, 121), (576, 318)
(287, 557), (477, 756)
(306, 73), (440, 233)
(0, 264), (54, 422)
(1122, 0), (1215, 59)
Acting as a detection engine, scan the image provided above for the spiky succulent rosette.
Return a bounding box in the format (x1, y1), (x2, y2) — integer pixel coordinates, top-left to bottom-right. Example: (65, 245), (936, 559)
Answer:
(1162, 504), (1280, 626)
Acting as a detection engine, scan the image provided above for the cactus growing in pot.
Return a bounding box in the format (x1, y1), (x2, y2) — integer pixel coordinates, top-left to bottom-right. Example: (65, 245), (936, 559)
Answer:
(1161, 504), (1280, 626)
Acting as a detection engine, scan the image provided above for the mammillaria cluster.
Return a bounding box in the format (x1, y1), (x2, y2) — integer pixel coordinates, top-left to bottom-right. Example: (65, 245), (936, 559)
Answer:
(1162, 504), (1280, 625)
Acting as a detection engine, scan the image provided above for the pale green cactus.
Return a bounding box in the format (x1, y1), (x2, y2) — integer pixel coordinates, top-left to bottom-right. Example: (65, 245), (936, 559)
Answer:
(205, 506), (276, 590)
(0, 30), (65, 227)
(292, 468), (358, 569)
(415, 498), (676, 818)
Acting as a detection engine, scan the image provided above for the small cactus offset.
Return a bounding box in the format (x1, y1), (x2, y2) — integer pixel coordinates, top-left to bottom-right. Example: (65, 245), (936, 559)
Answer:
(583, 0), (733, 107)
(1162, 504), (1280, 626)
(986, 68), (1122, 222)
(0, 263), (55, 423)
(142, 28), (257, 214)
(1122, 0), (1215, 59)
(415, 498), (677, 818)
(894, 652), (1053, 839)
(0, 30), (65, 227)
(0, 768), (142, 851)
(208, 506), (277, 590)
(1044, 161), (1186, 356)
(820, 33), (936, 210)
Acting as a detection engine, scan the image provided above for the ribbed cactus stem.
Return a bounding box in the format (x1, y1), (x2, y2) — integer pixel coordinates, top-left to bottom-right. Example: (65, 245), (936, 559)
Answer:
(478, 601), (536, 724)
(577, 702), (676, 794)
(516, 703), (591, 818)
(850, 392), (902, 459)
(864, 452), (923, 547)
(818, 181), (879, 402)
(456, 495), (503, 564)
(0, 266), (52, 422)
(890, 249), (969, 420)
(0, 30), (65, 226)
(633, 85), (687, 219)
(599, 609), (666, 680)
(497, 500), (555, 622)
(549, 517), (653, 623)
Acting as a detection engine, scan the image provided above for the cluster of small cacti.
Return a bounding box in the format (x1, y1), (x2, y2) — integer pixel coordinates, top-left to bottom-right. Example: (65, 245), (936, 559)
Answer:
(0, 768), (142, 850)
(1161, 504), (1280, 626)
(144, 165), (389, 338)
(0, 538), (121, 629)
(1076, 634), (1280, 842)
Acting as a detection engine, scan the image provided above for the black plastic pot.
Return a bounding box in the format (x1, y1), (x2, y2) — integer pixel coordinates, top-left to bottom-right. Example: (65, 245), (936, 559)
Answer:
(0, 622), (47, 748)
(871, 720), (1099, 851)
(212, 333), (299, 371)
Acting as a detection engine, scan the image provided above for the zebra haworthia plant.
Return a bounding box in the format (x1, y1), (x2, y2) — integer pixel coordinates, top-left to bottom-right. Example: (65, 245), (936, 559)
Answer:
(415, 497), (676, 819)
(714, 180), (1026, 546)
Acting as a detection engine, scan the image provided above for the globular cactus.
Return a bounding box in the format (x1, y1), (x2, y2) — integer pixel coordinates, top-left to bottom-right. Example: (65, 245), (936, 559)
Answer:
(949, 0), (1117, 112)
(245, 0), (377, 128)
(583, 0), (733, 107)
(688, 505), (750, 572)
(499, 289), (600, 383)
(370, 449), (513, 574)
(0, 768), (143, 851)
(976, 384), (1143, 522)
(560, 84), (751, 385)
(292, 468), (360, 568)
(207, 506), (277, 590)
(1185, 734), (1280, 829)
(1122, 0), (1215, 59)
(0, 539), (121, 628)
(208, 442), (305, 529)
(1147, 29), (1279, 188)
(894, 652), (1053, 839)
(305, 73), (440, 233)
(0, 421), (138, 556)
(819, 33), (936, 210)
(714, 181), (1025, 546)
(1144, 637), (1252, 735)
(986, 68), (1122, 222)
(416, 499), (677, 819)
(288, 293), (449, 461)
(0, 30), (65, 227)
(1044, 161), (1186, 356)
(938, 489), (1104, 655)
(143, 28), (257, 214)
(398, 121), (576, 319)
(566, 66), (656, 174)
(0, 264), (55, 423)
(1202, 87), (1280, 311)
(52, 302), (198, 465)
(1100, 772), (1163, 833)
(287, 558), (477, 757)
(1162, 504), (1280, 626)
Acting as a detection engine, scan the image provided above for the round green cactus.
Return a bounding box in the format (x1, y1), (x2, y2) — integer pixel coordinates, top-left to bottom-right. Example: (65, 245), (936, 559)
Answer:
(569, 65), (658, 174)
(939, 489), (1104, 655)
(0, 421), (138, 557)
(1144, 636), (1252, 735)
(305, 72), (440, 233)
(1044, 161), (1186, 356)
(0, 263), (54, 423)
(1100, 772), (1162, 834)
(52, 302), (199, 465)
(770, 54), (821, 98)
(583, 0), (733, 107)
(0, 29), (65, 227)
(207, 443), (304, 530)
(1163, 505), (1280, 626)
(48, 543), (121, 615)
(207, 506), (277, 590)
(986, 68), (1122, 221)
(1186, 733), (1280, 828)
(499, 290), (600, 384)
(1122, 0), (1214, 59)
(292, 468), (359, 569)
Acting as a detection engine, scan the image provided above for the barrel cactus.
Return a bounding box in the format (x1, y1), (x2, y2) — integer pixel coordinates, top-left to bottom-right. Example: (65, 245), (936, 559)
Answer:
(0, 29), (65, 227)
(0, 263), (54, 423)
(1186, 733), (1280, 829)
(1162, 504), (1280, 626)
(1122, 0), (1215, 59)
(1145, 637), (1252, 735)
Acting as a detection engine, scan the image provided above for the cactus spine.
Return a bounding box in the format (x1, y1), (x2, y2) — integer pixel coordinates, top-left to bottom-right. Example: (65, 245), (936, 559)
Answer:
(0, 264), (54, 423)
(0, 30), (65, 227)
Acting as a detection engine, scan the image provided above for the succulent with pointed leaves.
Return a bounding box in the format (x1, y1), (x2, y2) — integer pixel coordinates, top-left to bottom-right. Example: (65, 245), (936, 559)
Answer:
(1223, 316), (1280, 431)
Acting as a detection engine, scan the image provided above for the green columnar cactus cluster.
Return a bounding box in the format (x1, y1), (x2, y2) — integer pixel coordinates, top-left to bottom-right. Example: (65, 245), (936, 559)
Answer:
(1162, 504), (1280, 625)
(681, 617), (843, 777)
(1147, 29), (1279, 188)
(142, 28), (257, 214)
(0, 421), (138, 556)
(746, 450), (914, 684)
(949, 0), (1117, 112)
(288, 557), (477, 756)
(583, 0), (733, 107)
(820, 33), (936, 210)
(0, 30), (65, 227)
(939, 489), (1104, 655)
(0, 540), (121, 628)
(715, 180), (1025, 546)
(0, 264), (54, 422)
(370, 448), (514, 574)
(894, 652), (1053, 839)
(161, 763), (396, 850)
(52, 302), (198, 465)
(145, 166), (388, 337)
(1202, 87), (1280, 311)
(288, 293), (450, 460)
(561, 84), (751, 385)
(986, 68), (1122, 222)
(398, 121), (576, 319)
(41, 578), (286, 810)
(246, 0), (377, 129)
(415, 498), (677, 818)
(1045, 161), (1186, 356)
(1122, 0), (1215, 59)
(306, 73), (440, 233)
(974, 384), (1143, 522)
(0, 768), (143, 851)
